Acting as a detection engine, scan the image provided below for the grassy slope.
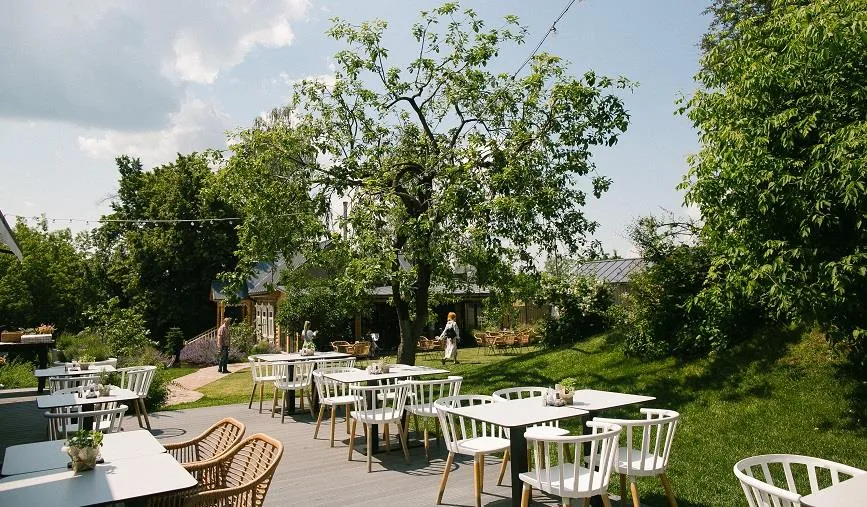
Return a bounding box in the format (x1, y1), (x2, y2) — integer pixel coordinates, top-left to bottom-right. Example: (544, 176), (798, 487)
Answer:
(166, 331), (867, 506)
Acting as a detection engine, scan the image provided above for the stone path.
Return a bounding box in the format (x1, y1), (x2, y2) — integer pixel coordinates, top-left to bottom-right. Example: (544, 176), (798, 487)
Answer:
(165, 362), (249, 405)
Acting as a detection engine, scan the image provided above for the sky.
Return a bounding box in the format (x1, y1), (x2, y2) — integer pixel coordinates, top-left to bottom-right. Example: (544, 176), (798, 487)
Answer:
(0, 0), (709, 257)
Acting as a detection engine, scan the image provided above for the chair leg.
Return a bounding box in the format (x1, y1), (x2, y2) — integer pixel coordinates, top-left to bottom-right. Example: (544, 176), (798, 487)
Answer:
(330, 406), (337, 447)
(601, 494), (613, 507)
(437, 451), (455, 504)
(299, 388), (305, 411)
(479, 455), (485, 492)
(473, 456), (482, 507)
(520, 484), (531, 507)
(620, 474), (627, 506)
(660, 473), (678, 507)
(314, 405), (325, 439)
(348, 419), (357, 461)
(424, 427), (430, 461)
(258, 383), (265, 413)
(271, 387), (278, 418)
(582, 498), (591, 507)
(132, 397), (143, 428)
(384, 424), (391, 453)
(497, 449), (510, 486)
(396, 421), (410, 463)
(248, 382), (256, 409)
(138, 398), (151, 431)
(630, 478), (641, 507)
(281, 390), (288, 424)
(366, 424), (373, 473)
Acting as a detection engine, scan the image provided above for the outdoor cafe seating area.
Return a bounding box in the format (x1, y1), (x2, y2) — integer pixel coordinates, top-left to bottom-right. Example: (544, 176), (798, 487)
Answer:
(2, 348), (867, 506)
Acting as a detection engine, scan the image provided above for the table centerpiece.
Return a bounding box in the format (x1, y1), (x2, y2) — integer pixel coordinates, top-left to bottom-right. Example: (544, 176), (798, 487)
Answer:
(62, 429), (104, 472)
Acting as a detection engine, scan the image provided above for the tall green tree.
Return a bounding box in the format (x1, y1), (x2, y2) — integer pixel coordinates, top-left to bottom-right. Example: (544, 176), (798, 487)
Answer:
(682, 1), (867, 362)
(222, 3), (631, 364)
(96, 154), (239, 342)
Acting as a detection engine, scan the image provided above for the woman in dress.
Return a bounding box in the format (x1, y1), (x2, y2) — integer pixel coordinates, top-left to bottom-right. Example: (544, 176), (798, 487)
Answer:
(440, 312), (460, 365)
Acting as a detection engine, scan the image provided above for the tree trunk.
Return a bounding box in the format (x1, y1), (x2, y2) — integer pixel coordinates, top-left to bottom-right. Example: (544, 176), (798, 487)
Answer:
(395, 264), (432, 366)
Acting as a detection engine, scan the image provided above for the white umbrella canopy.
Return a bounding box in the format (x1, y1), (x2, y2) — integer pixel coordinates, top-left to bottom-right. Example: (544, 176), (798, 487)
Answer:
(0, 210), (22, 261)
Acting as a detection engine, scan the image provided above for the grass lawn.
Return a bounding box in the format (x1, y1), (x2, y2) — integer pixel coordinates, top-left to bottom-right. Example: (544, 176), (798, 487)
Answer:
(165, 331), (867, 507)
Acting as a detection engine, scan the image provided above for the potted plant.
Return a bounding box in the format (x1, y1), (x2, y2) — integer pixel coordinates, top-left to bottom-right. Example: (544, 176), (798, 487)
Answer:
(78, 354), (95, 370)
(557, 377), (579, 404)
(62, 429), (103, 472)
(96, 371), (113, 397)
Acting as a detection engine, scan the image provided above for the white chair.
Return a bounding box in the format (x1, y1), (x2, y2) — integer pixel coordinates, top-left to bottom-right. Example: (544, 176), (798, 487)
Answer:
(118, 365), (158, 430)
(315, 357), (357, 369)
(520, 420), (623, 507)
(404, 376), (463, 460)
(48, 375), (100, 394)
(247, 356), (287, 414)
(312, 367), (362, 446)
(272, 360), (315, 422)
(492, 386), (571, 438)
(734, 454), (867, 507)
(45, 404), (128, 440)
(594, 408), (680, 507)
(348, 382), (411, 473)
(434, 394), (511, 507)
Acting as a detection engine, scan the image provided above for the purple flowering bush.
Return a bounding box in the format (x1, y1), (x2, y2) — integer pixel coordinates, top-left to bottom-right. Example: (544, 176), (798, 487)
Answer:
(180, 338), (245, 365)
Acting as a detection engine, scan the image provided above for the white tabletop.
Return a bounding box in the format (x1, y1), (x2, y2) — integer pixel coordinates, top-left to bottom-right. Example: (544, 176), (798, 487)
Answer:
(254, 351), (352, 362)
(2, 430), (166, 476)
(0, 452), (195, 506)
(36, 386), (139, 409)
(801, 473), (867, 507)
(34, 365), (115, 378)
(324, 365), (449, 384)
(449, 396), (588, 428)
(567, 389), (656, 412)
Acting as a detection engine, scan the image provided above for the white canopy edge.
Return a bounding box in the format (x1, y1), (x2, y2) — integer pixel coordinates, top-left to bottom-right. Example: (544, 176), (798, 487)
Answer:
(0, 209), (23, 261)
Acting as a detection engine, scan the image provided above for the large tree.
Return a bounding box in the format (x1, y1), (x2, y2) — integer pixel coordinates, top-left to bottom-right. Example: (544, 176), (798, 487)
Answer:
(223, 3), (631, 364)
(95, 154), (239, 343)
(682, 1), (867, 361)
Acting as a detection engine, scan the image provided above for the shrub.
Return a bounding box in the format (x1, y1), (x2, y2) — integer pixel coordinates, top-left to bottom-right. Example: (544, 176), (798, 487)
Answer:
(180, 337), (245, 365)
(538, 274), (612, 348)
(56, 332), (114, 362)
(0, 357), (37, 388)
(251, 340), (278, 355)
(229, 322), (257, 355)
(84, 298), (154, 358)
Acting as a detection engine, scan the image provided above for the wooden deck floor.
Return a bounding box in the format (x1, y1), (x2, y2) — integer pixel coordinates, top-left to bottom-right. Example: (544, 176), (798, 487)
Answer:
(0, 389), (626, 506)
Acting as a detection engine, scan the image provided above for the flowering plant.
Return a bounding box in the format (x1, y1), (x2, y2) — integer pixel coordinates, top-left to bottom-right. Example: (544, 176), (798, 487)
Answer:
(63, 429), (104, 449)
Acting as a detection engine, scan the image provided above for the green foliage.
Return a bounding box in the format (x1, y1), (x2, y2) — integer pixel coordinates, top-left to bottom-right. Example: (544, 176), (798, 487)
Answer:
(65, 429), (103, 448)
(221, 3), (631, 364)
(0, 220), (102, 332)
(538, 273), (612, 348)
(84, 297), (154, 359)
(0, 357), (37, 388)
(56, 332), (113, 362)
(250, 340), (277, 355)
(164, 327), (184, 356)
(228, 322), (257, 355)
(682, 1), (867, 365)
(94, 154), (238, 343)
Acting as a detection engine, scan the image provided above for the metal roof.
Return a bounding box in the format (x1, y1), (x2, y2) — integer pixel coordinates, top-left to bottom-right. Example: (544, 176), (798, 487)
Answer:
(0, 210), (22, 261)
(574, 258), (646, 284)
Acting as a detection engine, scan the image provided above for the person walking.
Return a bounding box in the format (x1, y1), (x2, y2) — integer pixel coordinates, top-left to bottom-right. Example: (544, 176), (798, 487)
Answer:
(440, 312), (460, 365)
(217, 317), (231, 373)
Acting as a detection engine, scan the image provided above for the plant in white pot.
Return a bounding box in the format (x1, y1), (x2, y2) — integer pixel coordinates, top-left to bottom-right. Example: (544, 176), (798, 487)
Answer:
(63, 429), (103, 472)
(557, 377), (579, 404)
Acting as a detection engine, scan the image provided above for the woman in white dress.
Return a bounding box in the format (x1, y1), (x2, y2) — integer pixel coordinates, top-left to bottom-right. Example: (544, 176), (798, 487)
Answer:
(440, 312), (460, 365)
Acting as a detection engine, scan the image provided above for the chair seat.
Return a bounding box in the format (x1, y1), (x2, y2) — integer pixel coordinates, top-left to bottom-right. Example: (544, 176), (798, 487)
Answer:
(454, 436), (510, 455)
(321, 394), (361, 406)
(405, 403), (436, 417)
(525, 425), (569, 438)
(350, 409), (403, 424)
(256, 375), (283, 383)
(613, 447), (668, 476)
(519, 464), (609, 497)
(275, 380), (310, 390)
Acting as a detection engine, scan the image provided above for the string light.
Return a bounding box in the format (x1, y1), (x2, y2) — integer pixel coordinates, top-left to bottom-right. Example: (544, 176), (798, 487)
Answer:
(512, 0), (581, 79)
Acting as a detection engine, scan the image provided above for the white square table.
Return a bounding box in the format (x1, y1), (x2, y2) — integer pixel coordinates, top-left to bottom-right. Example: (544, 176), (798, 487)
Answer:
(2, 430), (166, 476)
(33, 365), (116, 394)
(801, 473), (867, 507)
(36, 386), (139, 410)
(324, 365), (450, 452)
(448, 396), (589, 507)
(0, 452), (195, 506)
(254, 351), (353, 414)
(566, 389), (656, 412)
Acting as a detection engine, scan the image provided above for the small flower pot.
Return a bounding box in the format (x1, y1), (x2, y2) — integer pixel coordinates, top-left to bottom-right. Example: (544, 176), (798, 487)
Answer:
(68, 446), (100, 472)
(98, 384), (111, 397)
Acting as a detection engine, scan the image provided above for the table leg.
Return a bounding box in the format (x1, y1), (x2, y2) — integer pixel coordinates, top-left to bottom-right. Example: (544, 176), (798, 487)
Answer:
(509, 425), (528, 507)
(37, 345), (48, 394)
(286, 364), (296, 414)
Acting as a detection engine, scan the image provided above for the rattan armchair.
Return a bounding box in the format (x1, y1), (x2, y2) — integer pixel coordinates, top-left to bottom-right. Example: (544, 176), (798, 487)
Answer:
(151, 433), (283, 507)
(163, 417), (246, 466)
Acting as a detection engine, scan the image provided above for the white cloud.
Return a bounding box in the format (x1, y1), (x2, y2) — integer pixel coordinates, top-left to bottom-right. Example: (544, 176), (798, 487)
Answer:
(0, 0), (310, 129)
(78, 98), (231, 166)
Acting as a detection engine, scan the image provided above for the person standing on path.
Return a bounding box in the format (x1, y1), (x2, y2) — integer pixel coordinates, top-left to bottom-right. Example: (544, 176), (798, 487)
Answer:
(217, 317), (231, 373)
(440, 312), (460, 365)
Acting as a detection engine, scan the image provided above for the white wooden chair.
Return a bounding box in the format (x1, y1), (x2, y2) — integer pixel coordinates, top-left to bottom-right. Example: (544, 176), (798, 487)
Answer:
(272, 360), (315, 422)
(492, 387), (571, 438)
(434, 394), (511, 507)
(593, 408), (680, 507)
(520, 420), (622, 507)
(312, 367), (362, 446)
(315, 357), (357, 370)
(48, 375), (100, 394)
(734, 454), (867, 507)
(348, 382), (411, 473)
(247, 356), (287, 414)
(118, 365), (158, 430)
(404, 376), (463, 460)
(45, 404), (128, 440)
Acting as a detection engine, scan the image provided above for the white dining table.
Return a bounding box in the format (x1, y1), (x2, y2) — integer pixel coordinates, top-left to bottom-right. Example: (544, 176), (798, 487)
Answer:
(36, 386), (139, 410)
(0, 452), (195, 506)
(34, 365), (115, 379)
(800, 473), (867, 507)
(254, 351), (352, 362)
(2, 430), (167, 476)
(448, 396), (589, 507)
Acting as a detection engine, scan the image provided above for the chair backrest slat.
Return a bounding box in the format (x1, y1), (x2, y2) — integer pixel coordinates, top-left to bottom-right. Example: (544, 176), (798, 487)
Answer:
(595, 407), (680, 475)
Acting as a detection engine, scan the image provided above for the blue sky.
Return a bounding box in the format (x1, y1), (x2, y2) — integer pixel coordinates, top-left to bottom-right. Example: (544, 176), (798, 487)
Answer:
(0, 0), (709, 256)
